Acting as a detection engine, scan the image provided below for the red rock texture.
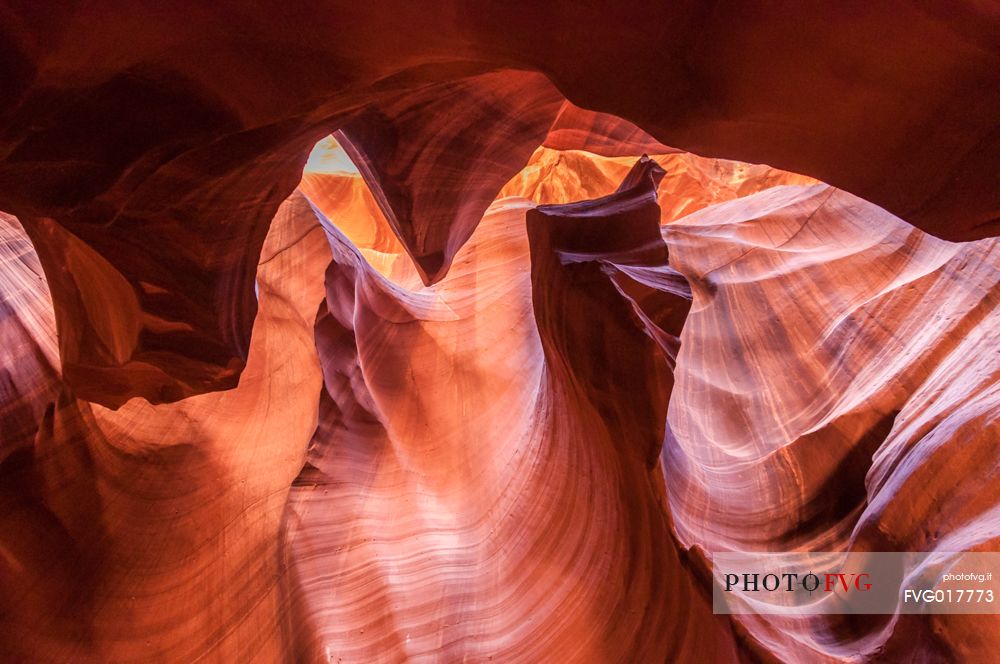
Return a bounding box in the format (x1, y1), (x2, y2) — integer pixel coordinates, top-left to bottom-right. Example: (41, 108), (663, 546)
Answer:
(283, 158), (729, 662)
(1, 2), (998, 408)
(0, 213), (59, 464)
(4, 136), (998, 661)
(335, 71), (563, 285)
(0, 4), (998, 662)
(665, 182), (1000, 662)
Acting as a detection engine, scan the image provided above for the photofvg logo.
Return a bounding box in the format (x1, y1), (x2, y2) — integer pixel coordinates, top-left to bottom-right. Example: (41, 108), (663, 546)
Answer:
(712, 551), (1000, 615)
(724, 569), (871, 593)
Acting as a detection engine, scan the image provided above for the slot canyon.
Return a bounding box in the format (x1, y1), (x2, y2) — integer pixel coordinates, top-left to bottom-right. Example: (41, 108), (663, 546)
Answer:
(0, 3), (998, 663)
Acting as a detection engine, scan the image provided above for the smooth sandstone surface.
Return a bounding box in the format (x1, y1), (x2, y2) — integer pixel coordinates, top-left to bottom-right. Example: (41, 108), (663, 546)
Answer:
(0, 6), (998, 659)
(1, 3), (997, 406)
(664, 183), (1000, 662)
(2, 131), (997, 660)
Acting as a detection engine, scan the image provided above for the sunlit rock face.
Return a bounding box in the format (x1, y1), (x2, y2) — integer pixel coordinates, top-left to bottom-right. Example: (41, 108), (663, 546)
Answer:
(0, 213), (59, 464)
(1, 5), (999, 662)
(284, 157), (722, 663)
(4, 128), (998, 661)
(2, 3), (997, 409)
(664, 185), (1000, 662)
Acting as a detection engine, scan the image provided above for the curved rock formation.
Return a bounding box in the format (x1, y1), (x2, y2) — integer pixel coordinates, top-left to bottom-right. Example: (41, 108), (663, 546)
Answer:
(0, 190), (328, 661)
(5, 124), (1000, 662)
(335, 70), (563, 285)
(501, 146), (817, 221)
(0, 213), (59, 463)
(1, 6), (998, 661)
(1, 3), (997, 408)
(283, 156), (734, 662)
(663, 182), (1000, 662)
